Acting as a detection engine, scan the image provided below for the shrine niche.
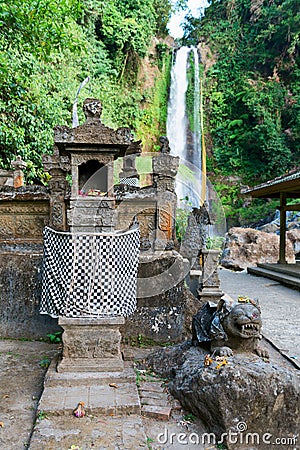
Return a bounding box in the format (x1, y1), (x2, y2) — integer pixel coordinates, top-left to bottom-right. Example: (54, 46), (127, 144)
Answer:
(78, 160), (107, 195)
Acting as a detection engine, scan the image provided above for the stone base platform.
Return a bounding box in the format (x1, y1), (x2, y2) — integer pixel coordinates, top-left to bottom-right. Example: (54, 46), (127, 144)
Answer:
(58, 316), (125, 373)
(38, 357), (141, 416)
(29, 414), (148, 450)
(37, 316), (142, 417)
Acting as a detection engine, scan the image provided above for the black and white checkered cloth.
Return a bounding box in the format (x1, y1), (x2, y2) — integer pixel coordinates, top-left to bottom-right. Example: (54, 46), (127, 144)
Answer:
(119, 177), (139, 187)
(40, 226), (140, 318)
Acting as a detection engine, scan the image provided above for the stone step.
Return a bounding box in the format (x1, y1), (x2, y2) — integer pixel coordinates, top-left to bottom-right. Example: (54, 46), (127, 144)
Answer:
(138, 381), (166, 393)
(257, 263), (300, 277)
(45, 357), (136, 387)
(247, 266), (300, 289)
(141, 405), (172, 420)
(139, 390), (169, 401)
(29, 414), (148, 450)
(138, 378), (174, 421)
(38, 382), (141, 416)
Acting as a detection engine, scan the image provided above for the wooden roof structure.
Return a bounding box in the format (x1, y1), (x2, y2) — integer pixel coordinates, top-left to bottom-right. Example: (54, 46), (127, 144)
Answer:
(242, 169), (300, 263)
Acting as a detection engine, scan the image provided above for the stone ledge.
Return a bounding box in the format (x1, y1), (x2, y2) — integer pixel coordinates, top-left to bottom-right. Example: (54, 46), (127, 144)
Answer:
(57, 357), (124, 373)
(45, 357), (135, 387)
(58, 316), (125, 326)
(39, 383), (141, 416)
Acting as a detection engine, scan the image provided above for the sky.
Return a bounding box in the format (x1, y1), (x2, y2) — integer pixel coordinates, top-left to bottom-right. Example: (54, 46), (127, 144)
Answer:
(168, 0), (210, 38)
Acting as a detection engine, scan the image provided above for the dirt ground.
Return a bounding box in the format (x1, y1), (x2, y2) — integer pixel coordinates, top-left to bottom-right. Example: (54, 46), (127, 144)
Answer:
(1, 338), (298, 450)
(0, 339), (59, 449)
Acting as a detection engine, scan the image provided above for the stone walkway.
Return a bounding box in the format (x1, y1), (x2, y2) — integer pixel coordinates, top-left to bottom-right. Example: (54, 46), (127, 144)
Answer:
(219, 267), (300, 369)
(1, 269), (299, 449)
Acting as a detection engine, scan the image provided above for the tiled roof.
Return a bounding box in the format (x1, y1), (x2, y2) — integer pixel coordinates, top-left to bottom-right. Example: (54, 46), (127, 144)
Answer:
(242, 168), (300, 198)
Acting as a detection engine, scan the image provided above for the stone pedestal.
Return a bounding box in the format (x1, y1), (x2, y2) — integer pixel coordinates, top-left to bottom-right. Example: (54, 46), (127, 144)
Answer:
(57, 316), (125, 373)
(198, 249), (223, 302)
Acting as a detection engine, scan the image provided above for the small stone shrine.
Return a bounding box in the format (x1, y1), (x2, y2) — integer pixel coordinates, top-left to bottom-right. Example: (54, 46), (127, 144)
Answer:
(41, 98), (142, 374)
(43, 98), (141, 234)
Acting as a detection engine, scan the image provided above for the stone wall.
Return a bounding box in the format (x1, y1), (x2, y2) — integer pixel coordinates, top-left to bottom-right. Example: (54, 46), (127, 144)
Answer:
(0, 186), (60, 338)
(0, 244), (59, 339)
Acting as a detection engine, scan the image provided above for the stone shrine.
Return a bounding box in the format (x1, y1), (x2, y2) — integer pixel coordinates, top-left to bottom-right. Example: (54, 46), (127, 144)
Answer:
(44, 97), (141, 233)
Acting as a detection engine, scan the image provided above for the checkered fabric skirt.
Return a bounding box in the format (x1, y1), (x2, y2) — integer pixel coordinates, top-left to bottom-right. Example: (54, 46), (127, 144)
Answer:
(40, 226), (140, 318)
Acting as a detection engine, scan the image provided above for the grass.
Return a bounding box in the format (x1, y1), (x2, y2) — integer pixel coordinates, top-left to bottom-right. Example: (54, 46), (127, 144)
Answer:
(146, 436), (154, 449)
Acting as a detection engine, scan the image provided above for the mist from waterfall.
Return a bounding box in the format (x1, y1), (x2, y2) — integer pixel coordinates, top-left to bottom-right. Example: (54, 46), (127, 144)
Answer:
(167, 46), (202, 207)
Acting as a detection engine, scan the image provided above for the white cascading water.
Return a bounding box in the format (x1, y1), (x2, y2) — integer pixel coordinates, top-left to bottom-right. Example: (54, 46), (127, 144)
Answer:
(167, 46), (202, 207)
(167, 47), (189, 162)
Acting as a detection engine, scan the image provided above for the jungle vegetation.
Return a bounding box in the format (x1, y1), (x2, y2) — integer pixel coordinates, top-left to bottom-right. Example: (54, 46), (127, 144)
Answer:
(182, 0), (300, 223)
(0, 0), (178, 182)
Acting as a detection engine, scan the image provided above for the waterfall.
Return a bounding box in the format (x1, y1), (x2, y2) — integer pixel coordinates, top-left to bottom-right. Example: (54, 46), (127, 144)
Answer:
(167, 46), (202, 207)
(167, 47), (189, 162)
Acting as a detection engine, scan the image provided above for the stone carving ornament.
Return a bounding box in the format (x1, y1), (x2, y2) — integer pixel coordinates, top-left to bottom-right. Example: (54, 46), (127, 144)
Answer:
(192, 297), (269, 358)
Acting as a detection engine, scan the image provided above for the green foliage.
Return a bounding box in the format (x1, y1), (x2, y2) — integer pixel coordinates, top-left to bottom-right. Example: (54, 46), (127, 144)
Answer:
(0, 0), (173, 182)
(237, 198), (279, 227)
(176, 207), (190, 243)
(214, 179), (279, 226)
(206, 236), (224, 250)
(183, 412), (196, 422)
(46, 331), (62, 343)
(36, 410), (47, 421)
(39, 357), (50, 368)
(135, 48), (172, 149)
(183, 0), (300, 184)
(146, 437), (154, 450)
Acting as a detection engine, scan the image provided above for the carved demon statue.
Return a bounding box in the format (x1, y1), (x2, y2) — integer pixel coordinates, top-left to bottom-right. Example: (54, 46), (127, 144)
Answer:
(192, 297), (269, 358)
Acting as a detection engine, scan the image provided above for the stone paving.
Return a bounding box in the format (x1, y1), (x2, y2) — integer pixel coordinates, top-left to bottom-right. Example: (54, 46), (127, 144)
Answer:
(29, 356), (210, 450)
(219, 267), (300, 368)
(29, 415), (149, 450)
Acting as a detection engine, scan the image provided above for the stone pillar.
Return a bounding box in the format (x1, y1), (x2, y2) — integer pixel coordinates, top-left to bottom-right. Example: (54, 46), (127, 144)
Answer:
(198, 249), (223, 302)
(11, 156), (27, 188)
(181, 203), (212, 270)
(278, 192), (287, 264)
(152, 137), (179, 250)
(57, 316), (125, 373)
(42, 147), (70, 231)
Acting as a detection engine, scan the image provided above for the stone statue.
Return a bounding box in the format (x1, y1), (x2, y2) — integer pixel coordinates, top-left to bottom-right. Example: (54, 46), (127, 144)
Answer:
(83, 98), (102, 120)
(192, 297), (269, 358)
(159, 136), (171, 153)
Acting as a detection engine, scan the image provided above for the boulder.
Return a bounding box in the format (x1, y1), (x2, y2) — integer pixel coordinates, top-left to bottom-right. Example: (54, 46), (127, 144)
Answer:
(287, 228), (300, 257)
(147, 343), (300, 450)
(120, 251), (203, 344)
(220, 227), (295, 271)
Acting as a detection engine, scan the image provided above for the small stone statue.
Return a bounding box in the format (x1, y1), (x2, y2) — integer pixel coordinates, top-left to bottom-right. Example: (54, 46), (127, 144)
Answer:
(11, 155), (27, 188)
(83, 98), (102, 121)
(192, 297), (269, 358)
(159, 136), (171, 153)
